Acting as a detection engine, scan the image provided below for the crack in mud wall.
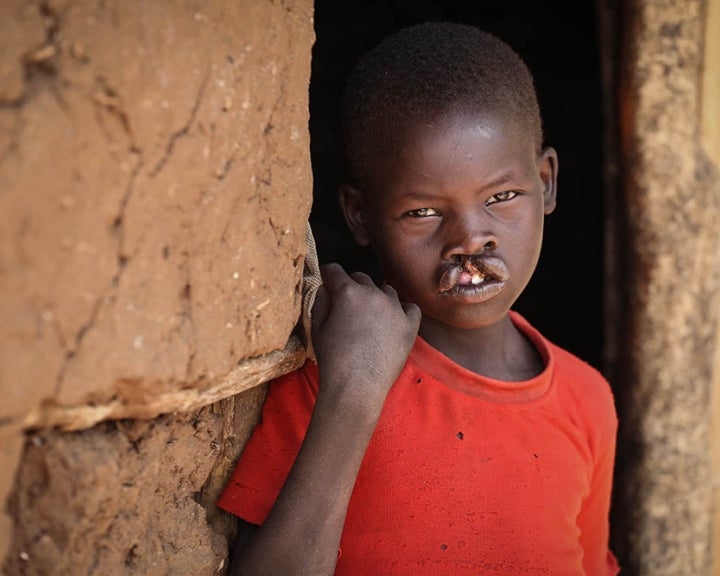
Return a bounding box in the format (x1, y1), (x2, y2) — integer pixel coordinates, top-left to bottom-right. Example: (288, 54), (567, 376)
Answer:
(0, 0), (315, 572)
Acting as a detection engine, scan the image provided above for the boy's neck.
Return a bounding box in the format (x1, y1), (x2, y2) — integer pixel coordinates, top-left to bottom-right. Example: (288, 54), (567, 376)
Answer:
(418, 313), (544, 381)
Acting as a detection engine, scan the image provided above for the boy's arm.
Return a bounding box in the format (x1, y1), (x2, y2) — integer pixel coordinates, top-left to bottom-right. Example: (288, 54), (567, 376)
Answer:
(230, 263), (421, 576)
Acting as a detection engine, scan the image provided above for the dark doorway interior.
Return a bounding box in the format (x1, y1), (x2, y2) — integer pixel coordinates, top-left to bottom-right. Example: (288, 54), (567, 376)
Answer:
(308, 0), (605, 371)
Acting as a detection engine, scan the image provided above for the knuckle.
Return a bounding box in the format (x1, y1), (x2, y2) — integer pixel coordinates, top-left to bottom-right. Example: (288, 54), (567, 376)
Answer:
(351, 271), (371, 282)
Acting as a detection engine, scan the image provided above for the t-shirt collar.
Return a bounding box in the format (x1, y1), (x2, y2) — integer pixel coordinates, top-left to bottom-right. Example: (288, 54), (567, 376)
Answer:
(408, 311), (554, 403)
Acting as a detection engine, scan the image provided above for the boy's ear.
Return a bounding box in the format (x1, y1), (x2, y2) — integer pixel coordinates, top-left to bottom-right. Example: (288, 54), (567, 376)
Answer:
(538, 147), (558, 215)
(338, 183), (371, 246)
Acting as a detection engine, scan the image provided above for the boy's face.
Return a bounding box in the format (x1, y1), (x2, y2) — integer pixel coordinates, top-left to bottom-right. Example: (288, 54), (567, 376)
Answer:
(341, 110), (558, 332)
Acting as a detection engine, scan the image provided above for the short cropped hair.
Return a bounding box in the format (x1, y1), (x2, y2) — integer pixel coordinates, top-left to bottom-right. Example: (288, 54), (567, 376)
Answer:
(340, 21), (543, 189)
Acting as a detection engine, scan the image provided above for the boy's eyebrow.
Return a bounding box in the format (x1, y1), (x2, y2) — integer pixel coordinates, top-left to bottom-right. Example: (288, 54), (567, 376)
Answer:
(481, 169), (531, 189)
(396, 170), (531, 201)
(395, 191), (443, 202)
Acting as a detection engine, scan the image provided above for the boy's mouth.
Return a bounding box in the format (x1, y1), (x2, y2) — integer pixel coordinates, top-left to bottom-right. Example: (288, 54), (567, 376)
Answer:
(438, 256), (509, 293)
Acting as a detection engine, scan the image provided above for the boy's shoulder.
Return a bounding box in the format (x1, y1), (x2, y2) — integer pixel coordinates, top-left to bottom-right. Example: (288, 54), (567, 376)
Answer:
(512, 311), (612, 386)
(548, 339), (614, 399)
(543, 336), (618, 440)
(510, 312), (617, 425)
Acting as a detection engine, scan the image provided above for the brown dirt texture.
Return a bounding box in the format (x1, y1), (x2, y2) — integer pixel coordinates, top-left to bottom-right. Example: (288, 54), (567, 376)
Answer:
(0, 0), (315, 572)
(8, 411), (228, 575)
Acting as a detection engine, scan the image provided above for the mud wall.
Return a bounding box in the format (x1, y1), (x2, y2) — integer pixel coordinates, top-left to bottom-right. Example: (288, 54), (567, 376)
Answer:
(609, 0), (720, 573)
(708, 0), (720, 569)
(0, 0), (314, 573)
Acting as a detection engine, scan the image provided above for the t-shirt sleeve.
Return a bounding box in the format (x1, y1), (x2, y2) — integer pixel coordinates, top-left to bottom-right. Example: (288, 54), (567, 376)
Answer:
(551, 342), (620, 575)
(577, 418), (620, 575)
(574, 368), (621, 575)
(216, 362), (319, 525)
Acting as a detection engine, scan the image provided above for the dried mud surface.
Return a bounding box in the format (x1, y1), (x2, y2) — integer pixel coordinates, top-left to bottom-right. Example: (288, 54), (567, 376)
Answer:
(4, 387), (267, 576)
(0, 0), (314, 571)
(611, 1), (720, 573)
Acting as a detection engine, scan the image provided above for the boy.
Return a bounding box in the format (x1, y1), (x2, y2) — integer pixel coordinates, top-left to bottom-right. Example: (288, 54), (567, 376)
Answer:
(218, 22), (619, 575)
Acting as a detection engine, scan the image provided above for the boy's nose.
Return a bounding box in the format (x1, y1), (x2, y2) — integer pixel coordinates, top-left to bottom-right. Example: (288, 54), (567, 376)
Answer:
(441, 219), (499, 260)
(442, 232), (498, 260)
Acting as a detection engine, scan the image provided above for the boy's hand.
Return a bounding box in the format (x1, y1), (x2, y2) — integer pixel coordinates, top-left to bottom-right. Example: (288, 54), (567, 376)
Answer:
(311, 263), (421, 410)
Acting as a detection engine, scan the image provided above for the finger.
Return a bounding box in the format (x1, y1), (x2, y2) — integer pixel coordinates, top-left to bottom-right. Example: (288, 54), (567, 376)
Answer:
(350, 271), (375, 286)
(380, 283), (398, 298)
(311, 285), (330, 328)
(319, 262), (350, 293)
(401, 301), (422, 327)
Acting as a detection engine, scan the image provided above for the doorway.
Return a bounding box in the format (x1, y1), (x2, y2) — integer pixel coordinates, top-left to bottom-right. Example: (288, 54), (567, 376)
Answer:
(308, 0), (605, 371)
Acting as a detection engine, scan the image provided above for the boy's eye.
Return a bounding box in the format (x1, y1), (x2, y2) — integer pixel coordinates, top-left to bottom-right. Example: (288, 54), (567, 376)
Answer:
(486, 190), (519, 205)
(403, 207), (440, 218)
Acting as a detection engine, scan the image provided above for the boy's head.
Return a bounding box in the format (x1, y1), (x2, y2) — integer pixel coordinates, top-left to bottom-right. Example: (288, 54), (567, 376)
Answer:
(338, 22), (557, 332)
(340, 21), (543, 192)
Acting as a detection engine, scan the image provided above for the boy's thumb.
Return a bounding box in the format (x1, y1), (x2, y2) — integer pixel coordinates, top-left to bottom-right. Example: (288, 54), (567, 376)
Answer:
(310, 285), (330, 329)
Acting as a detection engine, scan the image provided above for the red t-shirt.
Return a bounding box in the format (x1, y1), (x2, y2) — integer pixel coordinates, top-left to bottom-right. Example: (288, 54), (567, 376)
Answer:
(218, 312), (620, 575)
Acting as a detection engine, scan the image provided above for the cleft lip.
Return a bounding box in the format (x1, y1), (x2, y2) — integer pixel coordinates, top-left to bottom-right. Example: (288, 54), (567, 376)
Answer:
(468, 256), (510, 282)
(438, 265), (463, 292)
(438, 256), (509, 293)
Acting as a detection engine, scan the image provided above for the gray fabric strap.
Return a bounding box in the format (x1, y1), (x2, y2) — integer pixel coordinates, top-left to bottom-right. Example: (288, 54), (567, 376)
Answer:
(301, 221), (322, 360)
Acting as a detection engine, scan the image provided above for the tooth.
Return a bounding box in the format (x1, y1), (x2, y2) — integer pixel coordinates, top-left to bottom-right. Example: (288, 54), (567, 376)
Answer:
(471, 274), (484, 285)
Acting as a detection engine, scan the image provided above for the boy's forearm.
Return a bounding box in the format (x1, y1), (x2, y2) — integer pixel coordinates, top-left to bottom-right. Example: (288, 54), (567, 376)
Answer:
(230, 379), (385, 576)
(230, 264), (419, 575)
